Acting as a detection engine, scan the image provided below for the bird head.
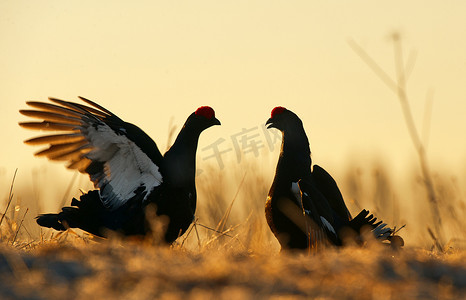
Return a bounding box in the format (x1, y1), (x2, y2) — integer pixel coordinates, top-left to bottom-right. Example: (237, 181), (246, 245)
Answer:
(186, 106), (221, 131)
(266, 106), (302, 132)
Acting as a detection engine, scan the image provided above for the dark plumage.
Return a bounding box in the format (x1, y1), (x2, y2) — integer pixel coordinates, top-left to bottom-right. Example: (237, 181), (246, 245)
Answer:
(265, 106), (403, 250)
(20, 97), (220, 243)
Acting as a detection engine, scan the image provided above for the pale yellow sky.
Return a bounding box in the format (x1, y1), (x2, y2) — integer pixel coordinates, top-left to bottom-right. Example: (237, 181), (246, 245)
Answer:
(1, 1), (466, 189)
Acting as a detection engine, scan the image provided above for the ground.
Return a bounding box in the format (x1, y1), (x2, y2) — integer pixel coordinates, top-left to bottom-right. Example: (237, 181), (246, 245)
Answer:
(2, 161), (465, 299)
(1, 234), (465, 300)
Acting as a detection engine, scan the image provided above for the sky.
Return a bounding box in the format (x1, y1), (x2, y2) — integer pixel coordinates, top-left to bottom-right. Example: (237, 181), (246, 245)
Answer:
(1, 1), (466, 190)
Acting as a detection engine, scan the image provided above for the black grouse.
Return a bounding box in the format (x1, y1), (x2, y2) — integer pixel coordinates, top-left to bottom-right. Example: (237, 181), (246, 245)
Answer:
(265, 106), (403, 250)
(20, 97), (220, 243)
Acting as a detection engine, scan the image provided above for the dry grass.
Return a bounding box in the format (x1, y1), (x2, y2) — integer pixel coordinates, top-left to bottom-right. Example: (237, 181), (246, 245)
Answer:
(0, 157), (466, 299)
(3, 239), (466, 299)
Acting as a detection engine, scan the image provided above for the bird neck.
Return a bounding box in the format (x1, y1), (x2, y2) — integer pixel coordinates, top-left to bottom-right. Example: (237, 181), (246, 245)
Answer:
(276, 127), (312, 180)
(171, 124), (202, 151)
(164, 125), (202, 186)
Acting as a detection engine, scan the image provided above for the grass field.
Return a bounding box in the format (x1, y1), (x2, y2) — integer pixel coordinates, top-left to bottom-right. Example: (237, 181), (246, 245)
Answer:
(1, 158), (466, 299)
(1, 2), (465, 298)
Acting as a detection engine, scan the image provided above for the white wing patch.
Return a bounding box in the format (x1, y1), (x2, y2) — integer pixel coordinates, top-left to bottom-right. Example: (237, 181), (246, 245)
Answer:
(86, 123), (163, 209)
(320, 216), (336, 235)
(19, 98), (164, 211)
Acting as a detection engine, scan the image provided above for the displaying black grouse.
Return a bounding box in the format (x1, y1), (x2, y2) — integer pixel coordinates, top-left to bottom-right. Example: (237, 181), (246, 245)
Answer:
(20, 97), (220, 243)
(265, 106), (403, 250)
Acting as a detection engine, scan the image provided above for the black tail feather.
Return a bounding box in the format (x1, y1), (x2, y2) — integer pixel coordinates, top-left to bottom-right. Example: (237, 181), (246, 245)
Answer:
(348, 209), (404, 246)
(349, 209), (373, 231)
(350, 210), (387, 232)
(36, 214), (66, 231)
(36, 190), (105, 235)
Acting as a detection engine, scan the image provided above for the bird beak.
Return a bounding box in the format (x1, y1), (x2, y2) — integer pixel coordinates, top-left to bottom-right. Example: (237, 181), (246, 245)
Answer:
(212, 118), (221, 126)
(265, 118), (274, 129)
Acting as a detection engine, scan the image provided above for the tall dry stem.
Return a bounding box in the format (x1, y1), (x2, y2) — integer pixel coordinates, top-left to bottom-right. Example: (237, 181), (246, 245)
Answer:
(0, 169), (17, 228)
(348, 35), (444, 249)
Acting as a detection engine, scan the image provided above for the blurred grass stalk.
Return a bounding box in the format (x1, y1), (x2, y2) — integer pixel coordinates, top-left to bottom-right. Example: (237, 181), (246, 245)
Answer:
(0, 169), (17, 229)
(348, 34), (445, 250)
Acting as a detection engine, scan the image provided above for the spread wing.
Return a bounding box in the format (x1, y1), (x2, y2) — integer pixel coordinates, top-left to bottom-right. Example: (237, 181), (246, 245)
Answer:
(312, 165), (352, 221)
(311, 165), (394, 241)
(298, 180), (339, 245)
(19, 97), (164, 210)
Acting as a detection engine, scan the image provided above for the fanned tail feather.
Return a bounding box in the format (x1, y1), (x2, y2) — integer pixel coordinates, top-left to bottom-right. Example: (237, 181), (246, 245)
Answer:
(36, 214), (67, 231)
(36, 190), (105, 236)
(349, 209), (404, 247)
(372, 222), (392, 240)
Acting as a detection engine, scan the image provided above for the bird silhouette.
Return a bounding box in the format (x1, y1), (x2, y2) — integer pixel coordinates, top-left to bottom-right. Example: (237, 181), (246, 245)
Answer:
(20, 97), (220, 243)
(265, 106), (403, 250)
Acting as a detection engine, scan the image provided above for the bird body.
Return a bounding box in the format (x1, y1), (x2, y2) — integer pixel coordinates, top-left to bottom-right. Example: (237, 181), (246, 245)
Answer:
(20, 97), (220, 243)
(265, 107), (403, 250)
